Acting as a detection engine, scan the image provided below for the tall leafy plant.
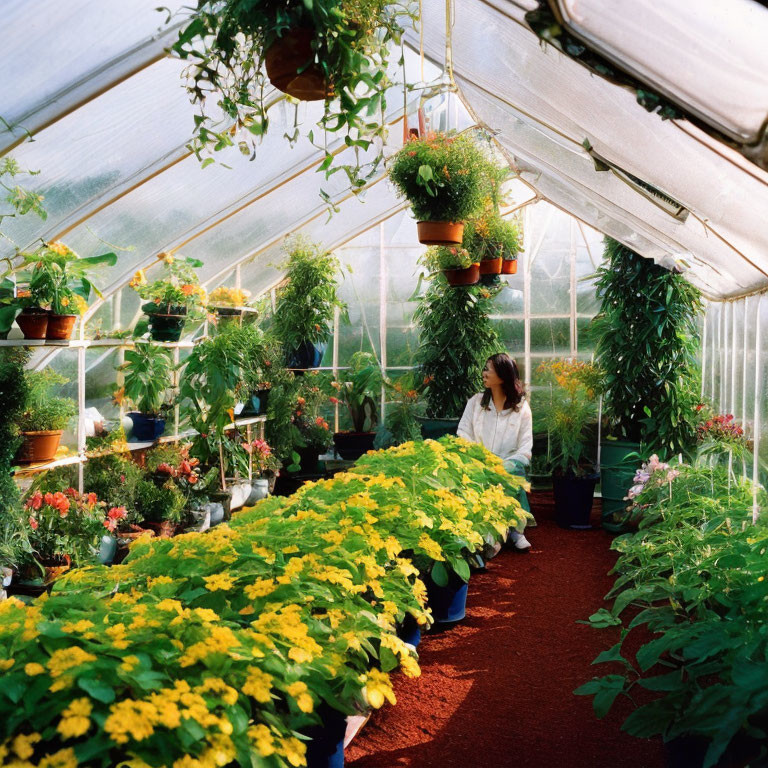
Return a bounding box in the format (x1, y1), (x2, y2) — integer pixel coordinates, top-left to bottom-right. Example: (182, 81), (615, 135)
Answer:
(590, 238), (702, 456)
(271, 237), (346, 353)
(415, 280), (500, 419)
(120, 343), (175, 416)
(0, 349), (29, 525)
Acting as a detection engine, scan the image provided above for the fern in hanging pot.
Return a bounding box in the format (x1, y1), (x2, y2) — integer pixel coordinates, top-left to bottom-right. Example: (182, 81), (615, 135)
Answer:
(463, 213), (522, 276)
(389, 132), (492, 246)
(172, 0), (418, 194)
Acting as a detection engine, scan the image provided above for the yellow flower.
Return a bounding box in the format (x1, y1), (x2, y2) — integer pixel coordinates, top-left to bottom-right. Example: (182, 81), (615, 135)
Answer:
(104, 700), (157, 744)
(120, 655), (140, 672)
(160, 252), (174, 265)
(362, 669), (396, 709)
(244, 578), (277, 600)
(418, 533), (444, 561)
(242, 668), (273, 703)
(247, 724), (275, 757)
(39, 747), (78, 768)
(47, 241), (69, 256)
(47, 647), (97, 678)
(61, 619), (94, 634)
(57, 698), (92, 739)
(197, 677), (239, 706)
(12, 732), (41, 759)
(279, 736), (307, 768)
(286, 681), (313, 713)
(203, 573), (235, 591)
(60, 296), (70, 307)
(0, 658), (13, 671)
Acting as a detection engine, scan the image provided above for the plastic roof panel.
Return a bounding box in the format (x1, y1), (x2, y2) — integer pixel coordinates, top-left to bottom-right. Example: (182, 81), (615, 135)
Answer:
(1, 0), (187, 149)
(555, 0), (768, 143)
(416, 0), (768, 298)
(0, 58), (197, 257)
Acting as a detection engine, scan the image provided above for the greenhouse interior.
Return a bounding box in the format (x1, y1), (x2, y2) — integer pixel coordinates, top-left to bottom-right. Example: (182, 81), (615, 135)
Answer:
(2, 1), (768, 767)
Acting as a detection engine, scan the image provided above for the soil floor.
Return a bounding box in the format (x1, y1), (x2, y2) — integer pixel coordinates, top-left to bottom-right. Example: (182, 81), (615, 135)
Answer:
(346, 492), (666, 768)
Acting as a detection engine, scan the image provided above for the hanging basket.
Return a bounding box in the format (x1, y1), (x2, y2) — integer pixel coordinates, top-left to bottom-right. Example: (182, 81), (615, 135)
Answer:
(147, 313), (186, 342)
(479, 257), (502, 275)
(417, 221), (464, 246)
(443, 263), (480, 287)
(501, 259), (518, 275)
(264, 28), (329, 101)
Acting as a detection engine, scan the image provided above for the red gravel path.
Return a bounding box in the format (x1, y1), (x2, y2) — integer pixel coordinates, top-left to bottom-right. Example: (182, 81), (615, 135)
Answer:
(347, 494), (665, 768)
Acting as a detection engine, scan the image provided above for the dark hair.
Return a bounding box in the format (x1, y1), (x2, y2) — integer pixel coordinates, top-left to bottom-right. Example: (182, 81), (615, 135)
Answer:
(480, 353), (524, 412)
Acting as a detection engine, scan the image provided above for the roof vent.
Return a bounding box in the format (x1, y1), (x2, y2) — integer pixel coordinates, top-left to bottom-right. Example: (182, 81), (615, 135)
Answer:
(583, 140), (690, 221)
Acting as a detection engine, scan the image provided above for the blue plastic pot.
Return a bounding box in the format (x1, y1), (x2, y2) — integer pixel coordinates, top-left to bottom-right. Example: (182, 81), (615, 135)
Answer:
(98, 535), (118, 565)
(396, 613), (422, 647)
(286, 341), (328, 371)
(426, 569), (469, 623)
(128, 412), (166, 441)
(305, 705), (346, 768)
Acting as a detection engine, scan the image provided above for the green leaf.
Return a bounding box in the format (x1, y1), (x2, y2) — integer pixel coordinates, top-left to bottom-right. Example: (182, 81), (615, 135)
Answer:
(77, 677), (115, 703)
(431, 560), (449, 587)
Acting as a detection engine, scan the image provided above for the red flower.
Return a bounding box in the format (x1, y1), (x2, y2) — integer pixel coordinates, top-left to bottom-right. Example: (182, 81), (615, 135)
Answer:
(29, 516), (38, 530)
(27, 491), (43, 511)
(329, 396), (340, 405)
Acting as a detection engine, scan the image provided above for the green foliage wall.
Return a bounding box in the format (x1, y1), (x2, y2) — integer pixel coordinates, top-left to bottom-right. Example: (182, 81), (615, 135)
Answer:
(590, 238), (703, 455)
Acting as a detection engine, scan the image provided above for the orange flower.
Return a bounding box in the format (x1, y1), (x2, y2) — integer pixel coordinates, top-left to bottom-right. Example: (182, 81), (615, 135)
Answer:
(180, 284), (195, 296)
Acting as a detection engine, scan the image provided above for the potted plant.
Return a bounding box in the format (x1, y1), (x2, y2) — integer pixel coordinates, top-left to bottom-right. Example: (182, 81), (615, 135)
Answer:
(134, 477), (187, 537)
(375, 371), (427, 448)
(208, 285), (253, 319)
(537, 359), (601, 529)
(172, 1), (417, 195)
(420, 245), (479, 287)
(331, 351), (382, 460)
(244, 438), (282, 503)
(236, 326), (279, 416)
(119, 342), (175, 441)
(0, 277), (22, 340)
(13, 241), (116, 340)
(23, 488), (108, 577)
(130, 253), (207, 342)
(414, 281), (500, 438)
(464, 212), (522, 276)
(389, 132), (492, 245)
(0, 509), (33, 594)
(590, 237), (702, 530)
(272, 237), (346, 370)
(15, 369), (76, 463)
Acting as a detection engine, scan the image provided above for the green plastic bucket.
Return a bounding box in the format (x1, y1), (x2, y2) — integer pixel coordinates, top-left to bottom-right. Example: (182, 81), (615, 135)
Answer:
(600, 440), (641, 532)
(418, 417), (460, 441)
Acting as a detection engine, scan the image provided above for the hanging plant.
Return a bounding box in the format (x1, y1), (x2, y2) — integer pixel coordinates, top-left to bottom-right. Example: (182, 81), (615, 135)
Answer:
(389, 132), (494, 245)
(171, 0), (418, 195)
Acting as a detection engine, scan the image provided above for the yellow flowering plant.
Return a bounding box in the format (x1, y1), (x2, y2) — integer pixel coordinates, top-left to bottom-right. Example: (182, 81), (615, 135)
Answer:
(207, 286), (252, 309)
(130, 255), (207, 320)
(0, 438), (525, 767)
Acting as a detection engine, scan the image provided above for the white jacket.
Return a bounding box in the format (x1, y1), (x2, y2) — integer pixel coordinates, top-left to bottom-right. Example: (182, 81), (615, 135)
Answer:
(457, 393), (533, 468)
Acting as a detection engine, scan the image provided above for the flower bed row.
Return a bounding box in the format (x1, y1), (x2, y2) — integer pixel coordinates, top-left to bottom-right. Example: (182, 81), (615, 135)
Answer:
(577, 461), (768, 768)
(0, 437), (529, 768)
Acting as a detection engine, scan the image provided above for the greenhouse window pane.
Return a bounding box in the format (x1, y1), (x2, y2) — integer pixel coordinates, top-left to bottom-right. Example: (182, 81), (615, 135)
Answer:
(1, 1), (187, 136)
(530, 318), (570, 355)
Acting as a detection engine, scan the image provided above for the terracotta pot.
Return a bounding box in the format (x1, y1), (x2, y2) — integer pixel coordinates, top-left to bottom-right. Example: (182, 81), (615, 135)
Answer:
(15, 430), (63, 463)
(46, 313), (78, 340)
(417, 221), (464, 246)
(443, 263), (480, 287)
(36, 555), (71, 584)
(479, 257), (502, 275)
(264, 28), (328, 101)
(501, 259), (518, 275)
(16, 309), (49, 339)
(143, 521), (177, 538)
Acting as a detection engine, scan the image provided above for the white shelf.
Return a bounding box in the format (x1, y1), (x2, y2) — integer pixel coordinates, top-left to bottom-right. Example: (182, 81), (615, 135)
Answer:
(225, 416), (267, 430)
(0, 337), (206, 350)
(13, 454), (85, 476)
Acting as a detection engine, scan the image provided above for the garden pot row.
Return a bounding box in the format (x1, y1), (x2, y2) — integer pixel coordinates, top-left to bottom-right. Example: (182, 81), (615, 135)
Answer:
(14, 308), (78, 341)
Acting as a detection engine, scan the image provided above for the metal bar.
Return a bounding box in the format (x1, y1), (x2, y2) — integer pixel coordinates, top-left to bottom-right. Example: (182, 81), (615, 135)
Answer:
(379, 222), (388, 421)
(77, 345), (86, 494)
(701, 301), (708, 398)
(332, 305), (340, 433)
(523, 204), (532, 388)
(569, 216), (577, 357)
(731, 300), (738, 417)
(752, 294), (762, 520)
(742, 297), (749, 426)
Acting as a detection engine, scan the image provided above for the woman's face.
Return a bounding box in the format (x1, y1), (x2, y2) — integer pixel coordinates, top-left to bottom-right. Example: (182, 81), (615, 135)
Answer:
(482, 359), (503, 389)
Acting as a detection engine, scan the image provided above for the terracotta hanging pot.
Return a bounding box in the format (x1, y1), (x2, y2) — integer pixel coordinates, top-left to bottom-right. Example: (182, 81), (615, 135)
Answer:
(264, 28), (328, 101)
(502, 259), (518, 275)
(417, 221), (464, 246)
(16, 309), (49, 339)
(479, 257), (502, 275)
(443, 263), (480, 287)
(15, 430), (63, 463)
(46, 313), (78, 341)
